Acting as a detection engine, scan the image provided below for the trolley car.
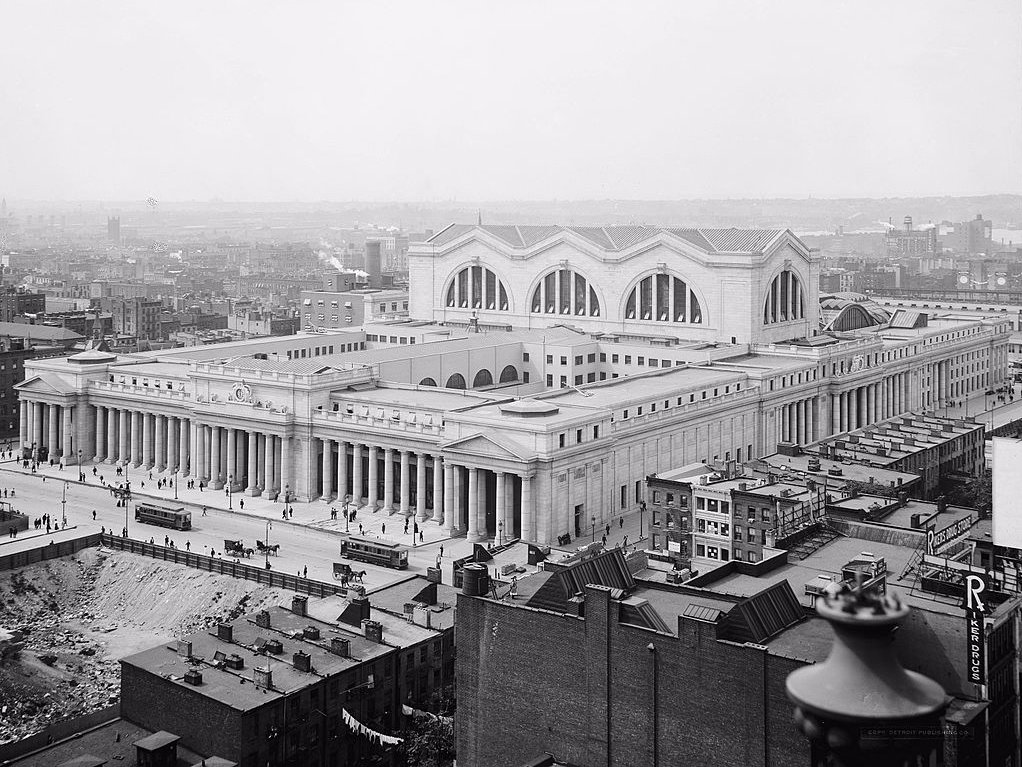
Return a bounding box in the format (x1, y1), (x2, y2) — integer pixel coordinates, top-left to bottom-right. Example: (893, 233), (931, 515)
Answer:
(339, 536), (409, 569)
(134, 502), (191, 531)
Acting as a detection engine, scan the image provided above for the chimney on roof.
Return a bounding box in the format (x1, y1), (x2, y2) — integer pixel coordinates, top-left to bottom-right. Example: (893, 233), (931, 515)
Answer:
(936, 495), (947, 514)
(253, 666), (272, 690)
(330, 638), (350, 658)
(255, 610), (271, 629)
(292, 651), (312, 673)
(362, 619), (383, 644)
(567, 593), (586, 618)
(292, 595), (308, 617)
(183, 668), (203, 686)
(302, 626), (320, 640)
(339, 591), (371, 628)
(217, 624), (233, 642)
(177, 640), (192, 658)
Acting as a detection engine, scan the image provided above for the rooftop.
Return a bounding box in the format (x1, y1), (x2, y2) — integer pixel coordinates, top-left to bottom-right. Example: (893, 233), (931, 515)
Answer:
(427, 224), (787, 254)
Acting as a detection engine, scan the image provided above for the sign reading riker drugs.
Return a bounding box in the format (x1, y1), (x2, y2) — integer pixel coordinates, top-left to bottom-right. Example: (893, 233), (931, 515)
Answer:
(926, 516), (974, 556)
(962, 573), (989, 685)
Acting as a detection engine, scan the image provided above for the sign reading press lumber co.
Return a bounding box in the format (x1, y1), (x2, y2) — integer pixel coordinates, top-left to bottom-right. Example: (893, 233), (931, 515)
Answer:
(925, 516), (974, 556)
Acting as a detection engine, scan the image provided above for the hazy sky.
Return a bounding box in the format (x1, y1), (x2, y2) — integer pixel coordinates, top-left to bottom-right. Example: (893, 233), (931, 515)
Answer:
(2, 0), (1020, 201)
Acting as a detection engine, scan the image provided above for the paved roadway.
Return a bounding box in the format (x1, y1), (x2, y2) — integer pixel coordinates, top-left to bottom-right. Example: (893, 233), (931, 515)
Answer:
(0, 462), (468, 592)
(0, 460), (651, 592)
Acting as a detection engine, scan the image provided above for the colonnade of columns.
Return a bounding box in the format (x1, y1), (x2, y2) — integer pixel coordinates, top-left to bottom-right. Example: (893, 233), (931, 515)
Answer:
(90, 405), (194, 476)
(778, 396), (820, 445)
(19, 400), (76, 461)
(314, 437), (535, 543)
(830, 372), (911, 434)
(195, 425), (287, 498)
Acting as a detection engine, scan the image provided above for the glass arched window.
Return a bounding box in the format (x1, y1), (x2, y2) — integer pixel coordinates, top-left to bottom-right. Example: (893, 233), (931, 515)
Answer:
(623, 274), (703, 324)
(763, 269), (806, 324)
(530, 268), (600, 317)
(445, 266), (510, 311)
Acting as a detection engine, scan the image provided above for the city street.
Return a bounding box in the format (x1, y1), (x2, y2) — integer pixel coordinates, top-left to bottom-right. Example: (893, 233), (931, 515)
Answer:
(0, 459), (652, 591)
(0, 460), (463, 592)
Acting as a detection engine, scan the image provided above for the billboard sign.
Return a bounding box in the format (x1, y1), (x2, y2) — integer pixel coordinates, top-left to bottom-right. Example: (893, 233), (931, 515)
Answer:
(993, 437), (1022, 549)
(962, 573), (989, 685)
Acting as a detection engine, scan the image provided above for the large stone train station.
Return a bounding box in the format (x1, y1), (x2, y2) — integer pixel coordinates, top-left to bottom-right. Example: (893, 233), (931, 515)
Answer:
(15, 225), (1010, 546)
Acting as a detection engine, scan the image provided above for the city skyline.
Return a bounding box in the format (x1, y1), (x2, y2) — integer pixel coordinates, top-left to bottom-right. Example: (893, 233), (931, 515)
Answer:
(2, 0), (1020, 202)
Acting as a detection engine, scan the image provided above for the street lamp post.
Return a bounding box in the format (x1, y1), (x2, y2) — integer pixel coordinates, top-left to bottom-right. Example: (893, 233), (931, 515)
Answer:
(264, 520), (273, 569)
(174, 468), (179, 500)
(228, 474), (233, 510)
(591, 514), (596, 542)
(497, 521), (504, 547)
(343, 500), (350, 534)
(639, 500), (646, 540)
(77, 449), (83, 482)
(61, 481), (68, 528)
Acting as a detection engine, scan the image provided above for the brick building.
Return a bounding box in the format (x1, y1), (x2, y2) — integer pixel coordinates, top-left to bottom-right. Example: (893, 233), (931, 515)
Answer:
(99, 296), (163, 340)
(456, 536), (1016, 767)
(121, 585), (454, 767)
(0, 286), (45, 322)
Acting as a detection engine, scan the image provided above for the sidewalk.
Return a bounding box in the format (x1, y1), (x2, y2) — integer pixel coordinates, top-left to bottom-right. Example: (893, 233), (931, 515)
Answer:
(0, 459), (458, 548)
(0, 524), (79, 547)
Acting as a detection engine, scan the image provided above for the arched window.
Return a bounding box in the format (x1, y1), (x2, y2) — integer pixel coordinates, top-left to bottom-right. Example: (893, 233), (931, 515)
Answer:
(530, 268), (600, 316)
(623, 273), (703, 324)
(763, 269), (806, 324)
(472, 369), (494, 388)
(445, 266), (510, 311)
(445, 373), (466, 389)
(499, 365), (518, 383)
(418, 377), (438, 387)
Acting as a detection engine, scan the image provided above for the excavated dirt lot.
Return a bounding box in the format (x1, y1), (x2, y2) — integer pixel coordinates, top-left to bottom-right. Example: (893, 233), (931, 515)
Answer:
(0, 547), (296, 745)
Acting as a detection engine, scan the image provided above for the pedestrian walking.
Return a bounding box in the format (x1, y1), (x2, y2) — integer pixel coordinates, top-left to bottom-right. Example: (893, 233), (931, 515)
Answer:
(186, 541), (190, 551)
(202, 506), (207, 516)
(439, 544), (444, 558)
(92, 510), (96, 520)
(303, 565), (307, 578)
(619, 518), (623, 529)
(381, 523), (386, 535)
(359, 523), (363, 535)
(419, 531), (423, 542)
(239, 499), (244, 510)
(605, 524), (610, 537)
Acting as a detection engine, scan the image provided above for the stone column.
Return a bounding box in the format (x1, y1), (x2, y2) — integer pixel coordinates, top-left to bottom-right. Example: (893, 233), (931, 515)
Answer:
(431, 455), (444, 523)
(255, 434), (265, 491)
(367, 445), (378, 510)
(33, 401), (44, 452)
(466, 467), (479, 540)
(128, 410), (140, 467)
(92, 406), (103, 461)
(226, 428), (236, 490)
(62, 405), (73, 460)
(495, 472), (506, 544)
(246, 431), (259, 495)
(505, 472), (516, 536)
(262, 435), (276, 498)
(350, 443), (362, 505)
(521, 474), (534, 542)
(337, 440), (348, 501)
(140, 413), (152, 468)
(399, 450), (411, 516)
(280, 436), (292, 502)
(187, 421), (198, 480)
(382, 448), (394, 513)
(477, 469), (489, 540)
(210, 426), (222, 489)
(415, 453), (428, 521)
(19, 399), (28, 449)
(441, 462), (454, 531)
(156, 415), (167, 471)
(321, 438), (333, 501)
(114, 409), (125, 463)
(47, 403), (59, 456)
(166, 417), (178, 473)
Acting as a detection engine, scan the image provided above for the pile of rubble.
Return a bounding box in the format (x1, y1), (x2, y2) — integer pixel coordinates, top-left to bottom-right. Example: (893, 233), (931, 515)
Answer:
(0, 547), (294, 745)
